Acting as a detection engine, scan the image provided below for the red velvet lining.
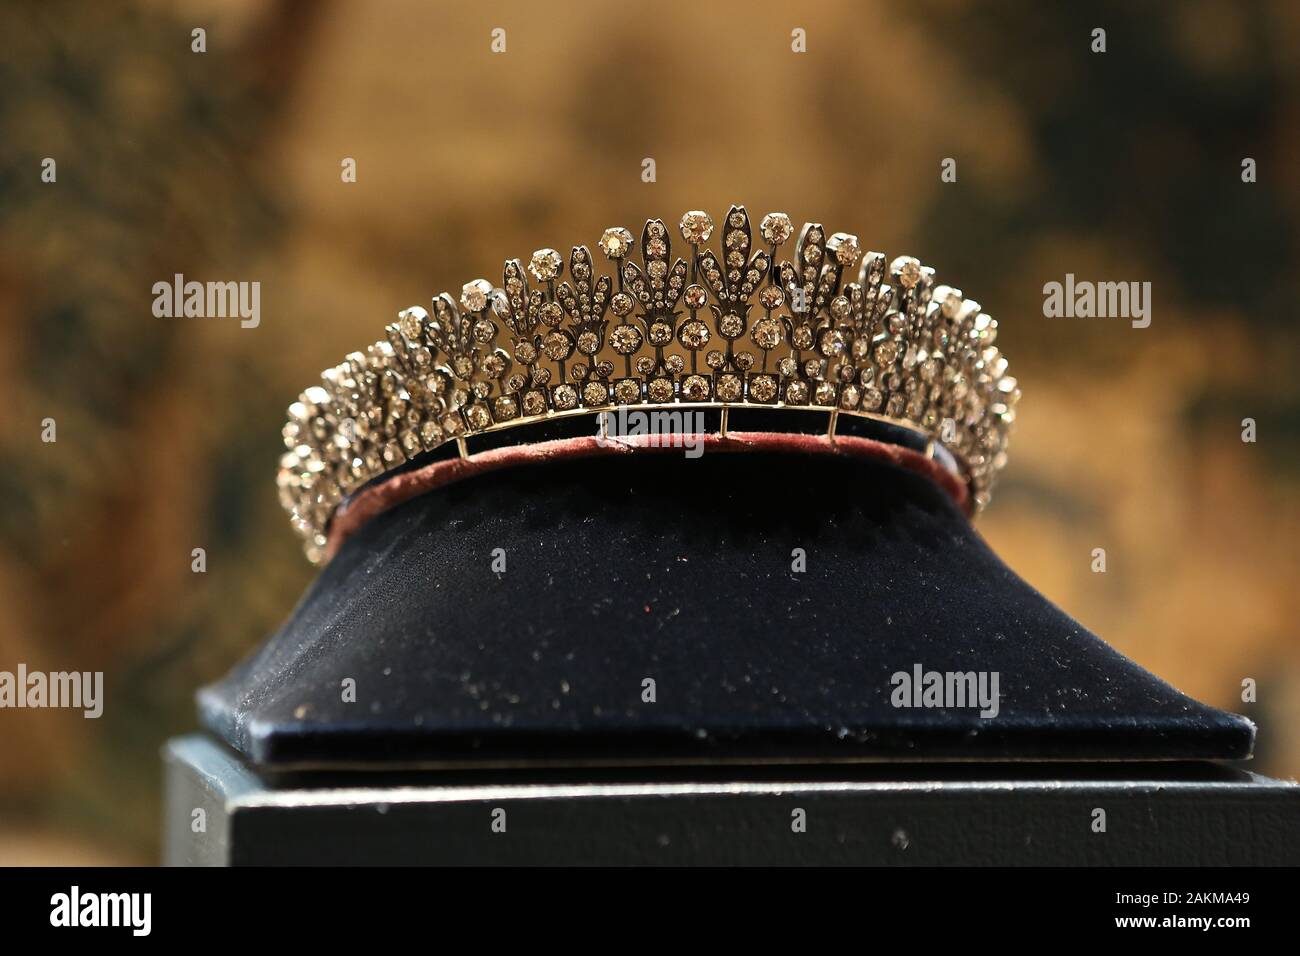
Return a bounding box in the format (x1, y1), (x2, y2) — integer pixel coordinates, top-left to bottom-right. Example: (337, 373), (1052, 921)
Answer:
(325, 432), (972, 562)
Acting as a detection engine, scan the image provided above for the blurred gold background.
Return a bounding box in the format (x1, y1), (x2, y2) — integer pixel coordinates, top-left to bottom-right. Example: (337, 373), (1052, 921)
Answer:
(1, 0), (1297, 862)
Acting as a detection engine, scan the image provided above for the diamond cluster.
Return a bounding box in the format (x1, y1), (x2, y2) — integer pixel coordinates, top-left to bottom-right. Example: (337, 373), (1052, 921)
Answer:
(278, 205), (1019, 563)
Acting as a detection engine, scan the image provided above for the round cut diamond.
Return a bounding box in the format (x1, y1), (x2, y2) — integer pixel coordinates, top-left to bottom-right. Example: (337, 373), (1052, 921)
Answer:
(749, 375), (777, 402)
(719, 313), (744, 338)
(529, 248), (562, 282)
(522, 390), (547, 416)
(759, 212), (792, 245)
(419, 419), (443, 446)
(614, 379), (642, 403)
(891, 256), (922, 288)
(679, 210), (714, 244)
(599, 227), (633, 260)
(610, 324), (643, 354)
(543, 330), (573, 360)
(514, 340), (538, 365)
(647, 378), (674, 403)
(648, 321), (674, 346)
(678, 319), (711, 349)
(552, 384), (578, 410)
(539, 301), (564, 326)
(682, 374), (710, 401)
(716, 374), (743, 402)
(460, 279), (493, 312)
(398, 307), (426, 340)
(826, 232), (860, 266)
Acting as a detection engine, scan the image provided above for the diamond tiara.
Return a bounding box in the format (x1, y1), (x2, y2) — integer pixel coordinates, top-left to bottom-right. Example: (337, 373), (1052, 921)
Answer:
(278, 204), (1019, 563)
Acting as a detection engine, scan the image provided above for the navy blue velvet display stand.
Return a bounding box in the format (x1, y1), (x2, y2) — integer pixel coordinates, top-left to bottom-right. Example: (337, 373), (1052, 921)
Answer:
(164, 443), (1299, 865)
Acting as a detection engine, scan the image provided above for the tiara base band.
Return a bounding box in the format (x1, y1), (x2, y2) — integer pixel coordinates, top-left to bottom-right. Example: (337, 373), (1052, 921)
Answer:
(325, 428), (972, 563)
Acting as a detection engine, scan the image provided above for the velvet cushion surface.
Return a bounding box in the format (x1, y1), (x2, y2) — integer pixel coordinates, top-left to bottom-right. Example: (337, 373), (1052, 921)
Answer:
(201, 448), (1254, 767)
